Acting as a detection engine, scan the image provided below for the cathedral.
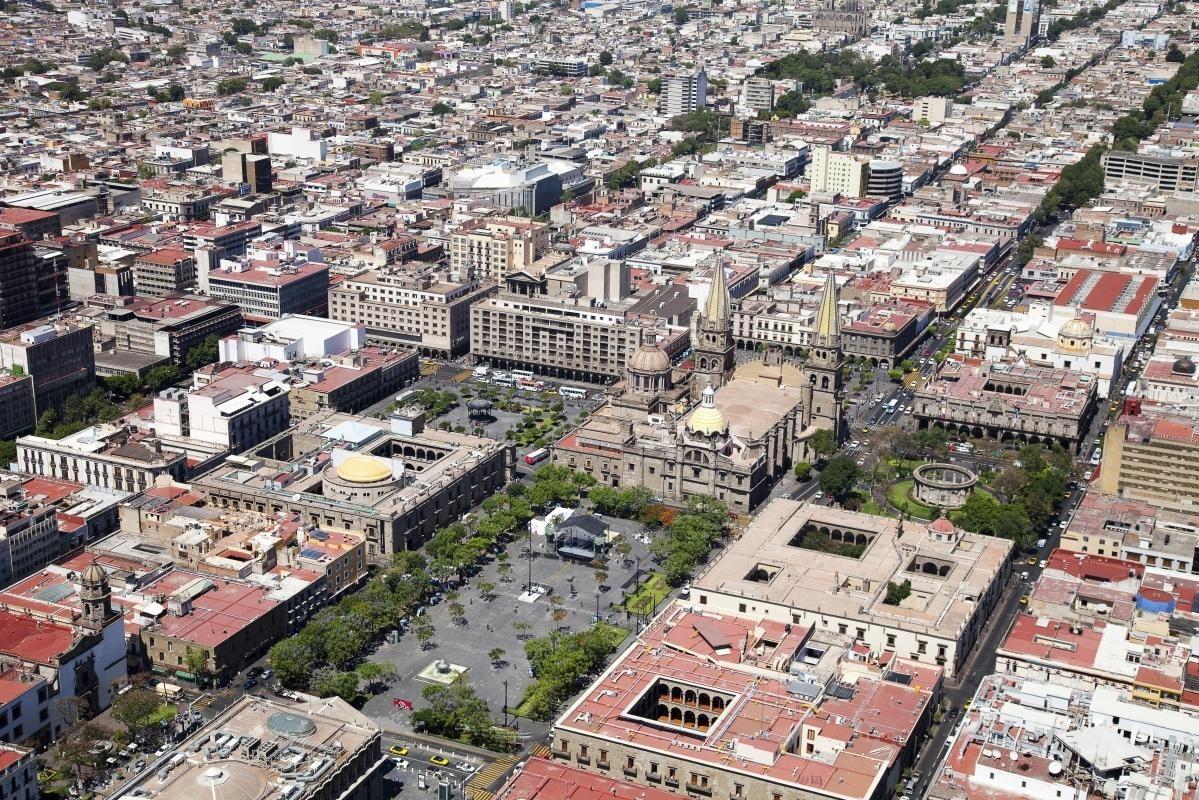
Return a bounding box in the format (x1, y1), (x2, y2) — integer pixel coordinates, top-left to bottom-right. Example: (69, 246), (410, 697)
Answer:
(550, 265), (844, 515)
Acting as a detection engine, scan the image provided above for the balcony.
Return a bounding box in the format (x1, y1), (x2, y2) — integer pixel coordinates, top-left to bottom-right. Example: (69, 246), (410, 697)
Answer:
(687, 783), (713, 797)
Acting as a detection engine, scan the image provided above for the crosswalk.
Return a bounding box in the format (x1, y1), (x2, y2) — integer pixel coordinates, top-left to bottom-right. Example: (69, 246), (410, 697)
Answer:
(191, 693), (214, 709)
(528, 744), (551, 759)
(466, 753), (520, 796)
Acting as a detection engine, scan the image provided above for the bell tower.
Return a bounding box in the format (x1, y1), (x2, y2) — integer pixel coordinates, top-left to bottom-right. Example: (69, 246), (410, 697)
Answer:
(691, 257), (736, 401)
(79, 561), (114, 632)
(806, 272), (844, 441)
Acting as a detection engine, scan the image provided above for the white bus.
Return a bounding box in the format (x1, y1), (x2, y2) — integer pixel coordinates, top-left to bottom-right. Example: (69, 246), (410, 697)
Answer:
(511, 369), (535, 381)
(558, 386), (588, 400)
(885, 398), (899, 415)
(491, 374), (516, 387)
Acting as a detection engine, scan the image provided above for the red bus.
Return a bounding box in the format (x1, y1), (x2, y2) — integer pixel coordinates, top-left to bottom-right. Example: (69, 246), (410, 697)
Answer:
(524, 448), (550, 466)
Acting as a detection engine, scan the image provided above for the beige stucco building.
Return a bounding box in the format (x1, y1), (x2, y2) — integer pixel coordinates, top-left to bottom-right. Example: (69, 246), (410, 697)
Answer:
(1098, 405), (1199, 513)
(328, 268), (494, 358)
(449, 216), (549, 281)
(692, 500), (1013, 677)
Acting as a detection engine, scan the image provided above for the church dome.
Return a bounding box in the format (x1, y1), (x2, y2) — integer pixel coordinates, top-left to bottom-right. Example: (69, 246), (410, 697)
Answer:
(336, 454), (392, 484)
(628, 344), (670, 374)
(687, 385), (726, 436)
(81, 561), (107, 585)
(1059, 316), (1093, 340)
(929, 514), (957, 535)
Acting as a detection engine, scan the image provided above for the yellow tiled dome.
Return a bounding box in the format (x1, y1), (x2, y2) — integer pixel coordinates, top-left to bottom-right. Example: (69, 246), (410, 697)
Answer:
(687, 384), (726, 436)
(336, 454), (392, 484)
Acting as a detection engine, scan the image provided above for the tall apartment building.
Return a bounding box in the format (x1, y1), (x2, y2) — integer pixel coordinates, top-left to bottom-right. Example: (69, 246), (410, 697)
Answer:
(221, 150), (273, 194)
(133, 248), (196, 297)
(743, 77), (775, 113)
(1102, 149), (1199, 194)
(154, 367), (291, 454)
(0, 499), (59, 589)
(1003, 0), (1040, 47)
(471, 291), (665, 382)
(204, 253), (329, 322)
(1098, 403), (1199, 513)
(449, 217), (549, 282)
(0, 320), (96, 420)
(0, 232), (41, 330)
(808, 145), (868, 198)
(658, 69), (708, 117)
(328, 268), (495, 357)
(81, 295), (244, 366)
(0, 373), (35, 439)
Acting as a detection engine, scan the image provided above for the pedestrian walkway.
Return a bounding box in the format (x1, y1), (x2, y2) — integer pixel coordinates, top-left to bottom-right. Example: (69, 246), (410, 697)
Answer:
(529, 744), (551, 758)
(466, 753), (520, 796)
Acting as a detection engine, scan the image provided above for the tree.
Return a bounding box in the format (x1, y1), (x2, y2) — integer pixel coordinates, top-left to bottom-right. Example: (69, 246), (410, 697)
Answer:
(167, 43), (188, 61)
(1166, 44), (1186, 62)
(808, 428), (838, 461)
(183, 648), (208, 684)
(323, 618), (368, 669)
(415, 620), (435, 649)
(368, 90), (384, 105)
(794, 462), (812, 481)
(1015, 233), (1043, 267)
(431, 101), (452, 115)
(55, 721), (106, 789)
(599, 50), (613, 66)
(673, 5), (689, 23)
(185, 335), (220, 370)
(145, 364), (181, 392)
(216, 77), (248, 96)
(111, 685), (162, 735)
(310, 668), (359, 703)
(356, 661), (398, 692)
(268, 635), (321, 688)
(884, 579), (912, 605)
(412, 680), (493, 743)
(819, 456), (859, 502)
(1040, 55), (1056, 68)
(488, 647), (506, 666)
(261, 76), (285, 92)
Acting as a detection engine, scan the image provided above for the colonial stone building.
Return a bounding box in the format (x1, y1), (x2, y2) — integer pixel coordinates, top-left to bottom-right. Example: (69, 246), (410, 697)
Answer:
(550, 271), (844, 514)
(913, 358), (1098, 452)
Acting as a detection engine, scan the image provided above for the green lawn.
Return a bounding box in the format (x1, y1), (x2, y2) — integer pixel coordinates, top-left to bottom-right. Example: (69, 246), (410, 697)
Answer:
(885, 480), (938, 519)
(616, 573), (670, 616)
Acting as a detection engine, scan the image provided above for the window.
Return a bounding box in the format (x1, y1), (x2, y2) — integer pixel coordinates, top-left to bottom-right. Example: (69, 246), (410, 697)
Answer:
(738, 603), (746, 613)
(838, 624), (848, 635)
(917, 640), (927, 654)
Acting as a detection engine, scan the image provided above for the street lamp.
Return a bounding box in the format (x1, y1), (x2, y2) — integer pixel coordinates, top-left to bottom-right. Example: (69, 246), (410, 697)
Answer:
(502, 679), (508, 727)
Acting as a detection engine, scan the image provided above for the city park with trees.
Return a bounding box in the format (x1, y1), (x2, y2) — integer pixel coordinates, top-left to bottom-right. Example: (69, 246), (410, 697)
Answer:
(265, 463), (732, 748)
